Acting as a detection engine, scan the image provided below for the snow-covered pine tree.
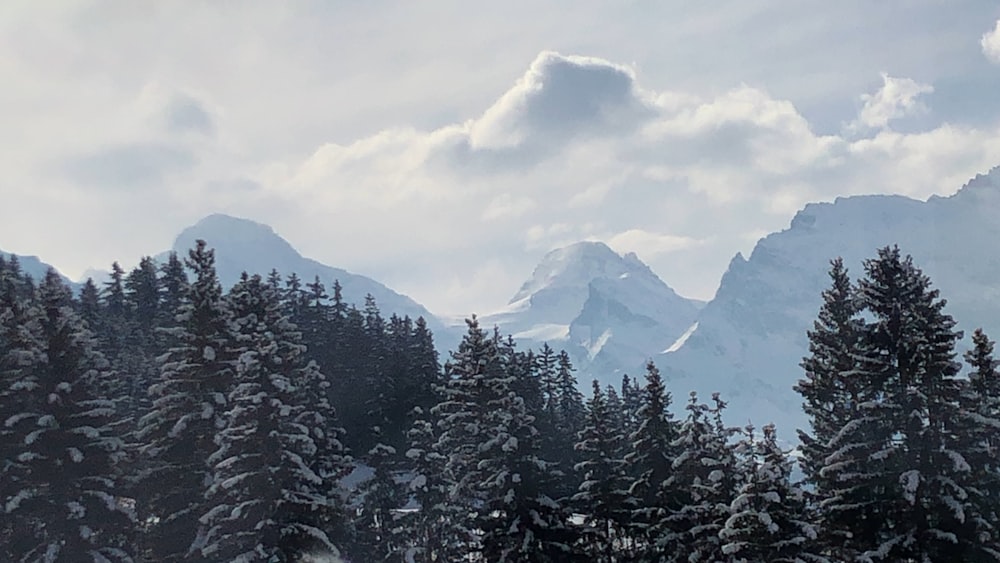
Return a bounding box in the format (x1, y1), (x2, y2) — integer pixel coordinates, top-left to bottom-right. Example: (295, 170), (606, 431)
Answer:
(794, 257), (862, 514)
(624, 361), (677, 560)
(475, 335), (575, 562)
(200, 273), (345, 561)
(352, 430), (405, 561)
(6, 270), (134, 562)
(136, 240), (236, 561)
(429, 317), (498, 558)
(961, 328), (1000, 548)
(719, 424), (824, 562)
(663, 392), (738, 563)
(0, 257), (45, 559)
(401, 407), (449, 563)
(819, 246), (992, 560)
(573, 380), (631, 562)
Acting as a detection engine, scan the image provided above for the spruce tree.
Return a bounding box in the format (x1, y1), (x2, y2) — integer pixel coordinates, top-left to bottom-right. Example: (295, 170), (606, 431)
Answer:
(809, 247), (994, 560)
(573, 380), (631, 562)
(961, 328), (1000, 545)
(200, 273), (346, 561)
(136, 240), (235, 561)
(6, 270), (134, 561)
(720, 424), (822, 562)
(663, 392), (738, 562)
(625, 361), (677, 560)
(402, 407), (449, 562)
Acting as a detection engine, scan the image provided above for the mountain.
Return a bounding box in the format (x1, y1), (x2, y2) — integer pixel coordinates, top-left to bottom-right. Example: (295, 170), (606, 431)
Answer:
(480, 241), (701, 383)
(0, 249), (78, 289)
(657, 166), (1000, 436)
(161, 214), (452, 341)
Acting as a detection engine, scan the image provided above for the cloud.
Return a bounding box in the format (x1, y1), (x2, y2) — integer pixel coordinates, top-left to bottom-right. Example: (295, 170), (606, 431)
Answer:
(164, 94), (214, 136)
(61, 143), (197, 190)
(984, 19), (1000, 64)
(467, 52), (653, 151)
(258, 53), (1000, 314)
(606, 229), (703, 257)
(853, 73), (934, 130)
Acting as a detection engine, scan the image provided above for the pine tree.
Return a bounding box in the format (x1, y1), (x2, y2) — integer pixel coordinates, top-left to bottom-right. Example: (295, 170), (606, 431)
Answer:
(401, 407), (449, 563)
(0, 258), (45, 559)
(200, 273), (346, 561)
(625, 361), (677, 560)
(475, 336), (574, 562)
(720, 424), (822, 562)
(573, 380), (631, 562)
(811, 247), (994, 560)
(663, 392), (738, 562)
(794, 258), (862, 498)
(961, 328), (1000, 546)
(429, 317), (497, 558)
(6, 270), (134, 561)
(136, 240), (236, 561)
(353, 436), (404, 561)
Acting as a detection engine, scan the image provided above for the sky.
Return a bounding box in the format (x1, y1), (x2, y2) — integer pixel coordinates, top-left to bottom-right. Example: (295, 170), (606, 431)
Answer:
(3, 1), (1000, 316)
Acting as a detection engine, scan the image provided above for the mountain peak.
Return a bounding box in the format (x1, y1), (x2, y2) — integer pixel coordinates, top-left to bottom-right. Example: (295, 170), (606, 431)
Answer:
(170, 214), (303, 277)
(510, 241), (630, 303)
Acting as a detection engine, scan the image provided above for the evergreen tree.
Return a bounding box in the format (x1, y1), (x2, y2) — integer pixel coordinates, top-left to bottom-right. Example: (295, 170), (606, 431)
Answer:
(573, 380), (631, 562)
(720, 424), (822, 562)
(961, 328), (1000, 544)
(353, 436), (404, 561)
(475, 334), (574, 562)
(402, 407), (449, 562)
(0, 258), (44, 559)
(794, 257), (863, 547)
(136, 240), (236, 561)
(663, 392), (738, 562)
(200, 273), (346, 561)
(810, 247), (994, 560)
(625, 361), (677, 560)
(6, 270), (134, 561)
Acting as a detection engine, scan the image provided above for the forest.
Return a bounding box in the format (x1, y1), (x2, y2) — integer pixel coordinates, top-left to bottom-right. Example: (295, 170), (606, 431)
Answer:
(1, 242), (999, 562)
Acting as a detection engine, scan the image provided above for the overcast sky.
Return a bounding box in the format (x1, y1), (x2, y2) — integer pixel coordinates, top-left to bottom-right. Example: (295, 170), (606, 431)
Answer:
(3, 1), (1000, 315)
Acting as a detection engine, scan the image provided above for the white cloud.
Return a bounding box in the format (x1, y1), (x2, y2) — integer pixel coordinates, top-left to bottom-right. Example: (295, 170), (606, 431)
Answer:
(854, 73), (934, 130)
(983, 19), (1000, 64)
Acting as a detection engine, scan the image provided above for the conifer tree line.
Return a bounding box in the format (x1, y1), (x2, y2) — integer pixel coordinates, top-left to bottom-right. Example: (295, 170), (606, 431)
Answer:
(2, 242), (1000, 561)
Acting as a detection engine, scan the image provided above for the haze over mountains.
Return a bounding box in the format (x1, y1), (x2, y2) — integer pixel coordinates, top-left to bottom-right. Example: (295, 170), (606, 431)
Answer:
(5, 166), (1000, 434)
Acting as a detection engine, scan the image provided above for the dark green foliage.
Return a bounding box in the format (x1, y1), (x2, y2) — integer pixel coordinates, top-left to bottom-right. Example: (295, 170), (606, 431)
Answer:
(4, 270), (135, 562)
(573, 380), (631, 562)
(135, 240), (236, 561)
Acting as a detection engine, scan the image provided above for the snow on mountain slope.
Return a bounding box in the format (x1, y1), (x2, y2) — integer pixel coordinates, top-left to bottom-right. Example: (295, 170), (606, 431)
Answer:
(657, 166), (1000, 437)
(161, 214), (453, 343)
(483, 241), (701, 386)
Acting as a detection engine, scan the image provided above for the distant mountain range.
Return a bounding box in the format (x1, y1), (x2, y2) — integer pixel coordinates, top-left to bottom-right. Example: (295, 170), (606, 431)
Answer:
(6, 166), (1000, 436)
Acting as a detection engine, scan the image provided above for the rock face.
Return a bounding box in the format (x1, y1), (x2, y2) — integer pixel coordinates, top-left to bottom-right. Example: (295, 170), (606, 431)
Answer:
(656, 166), (1000, 435)
(481, 241), (701, 386)
(163, 214), (450, 338)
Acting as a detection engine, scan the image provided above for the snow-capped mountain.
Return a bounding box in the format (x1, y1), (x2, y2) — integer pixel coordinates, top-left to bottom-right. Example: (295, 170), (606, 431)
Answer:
(0, 249), (78, 289)
(480, 241), (701, 384)
(657, 166), (1000, 436)
(160, 214), (451, 339)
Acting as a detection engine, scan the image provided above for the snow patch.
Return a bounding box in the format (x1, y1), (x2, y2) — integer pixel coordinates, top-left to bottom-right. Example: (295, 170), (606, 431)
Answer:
(585, 329), (613, 360)
(663, 321), (699, 354)
(512, 324), (570, 341)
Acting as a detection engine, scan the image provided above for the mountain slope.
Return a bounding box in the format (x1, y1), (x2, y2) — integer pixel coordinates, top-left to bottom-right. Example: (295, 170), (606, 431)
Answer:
(481, 241), (701, 383)
(161, 214), (451, 339)
(657, 166), (1000, 435)
(0, 249), (78, 289)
